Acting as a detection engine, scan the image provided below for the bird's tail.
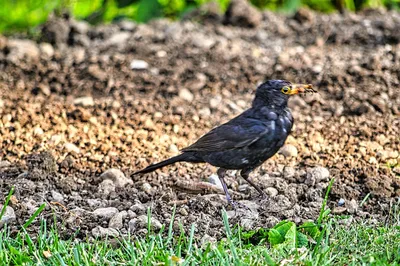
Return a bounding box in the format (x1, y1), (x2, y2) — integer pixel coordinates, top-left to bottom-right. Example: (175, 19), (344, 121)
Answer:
(132, 153), (190, 175)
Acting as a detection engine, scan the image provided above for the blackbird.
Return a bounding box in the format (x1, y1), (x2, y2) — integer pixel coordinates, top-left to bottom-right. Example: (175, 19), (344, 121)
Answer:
(133, 80), (316, 208)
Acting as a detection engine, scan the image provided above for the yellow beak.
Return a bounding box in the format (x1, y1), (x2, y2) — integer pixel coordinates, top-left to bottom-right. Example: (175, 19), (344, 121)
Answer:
(290, 84), (316, 94)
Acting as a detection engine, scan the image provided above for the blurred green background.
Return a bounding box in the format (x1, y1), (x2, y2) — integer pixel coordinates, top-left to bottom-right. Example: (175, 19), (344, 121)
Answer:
(0, 0), (399, 33)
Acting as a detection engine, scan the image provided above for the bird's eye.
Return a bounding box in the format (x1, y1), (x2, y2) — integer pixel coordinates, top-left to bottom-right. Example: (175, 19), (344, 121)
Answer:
(281, 86), (290, 94)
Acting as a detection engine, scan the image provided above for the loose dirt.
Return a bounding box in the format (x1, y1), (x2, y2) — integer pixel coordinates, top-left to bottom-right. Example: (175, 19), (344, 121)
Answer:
(0, 6), (399, 239)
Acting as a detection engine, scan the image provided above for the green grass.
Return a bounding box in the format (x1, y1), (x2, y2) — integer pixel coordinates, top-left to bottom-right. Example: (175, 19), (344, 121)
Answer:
(1, 0), (400, 33)
(1, 181), (400, 265)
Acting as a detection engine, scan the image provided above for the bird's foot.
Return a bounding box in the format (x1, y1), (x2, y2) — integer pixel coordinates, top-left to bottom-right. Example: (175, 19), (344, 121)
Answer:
(258, 192), (268, 200)
(228, 200), (251, 211)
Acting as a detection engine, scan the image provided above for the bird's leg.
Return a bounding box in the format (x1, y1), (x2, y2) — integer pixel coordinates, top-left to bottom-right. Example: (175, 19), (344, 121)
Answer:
(217, 168), (249, 210)
(240, 168), (267, 199)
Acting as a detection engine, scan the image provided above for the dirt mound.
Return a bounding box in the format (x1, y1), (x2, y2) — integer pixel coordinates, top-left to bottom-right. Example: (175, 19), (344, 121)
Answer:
(0, 9), (399, 238)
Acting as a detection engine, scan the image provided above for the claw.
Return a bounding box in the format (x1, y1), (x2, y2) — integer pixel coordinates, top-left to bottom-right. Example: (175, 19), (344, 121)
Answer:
(229, 200), (251, 211)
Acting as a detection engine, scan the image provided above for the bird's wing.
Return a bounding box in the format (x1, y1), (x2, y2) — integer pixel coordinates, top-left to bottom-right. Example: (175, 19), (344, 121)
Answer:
(181, 118), (272, 152)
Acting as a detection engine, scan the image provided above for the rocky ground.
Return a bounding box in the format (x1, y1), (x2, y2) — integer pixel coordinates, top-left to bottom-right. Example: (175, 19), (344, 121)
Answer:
(0, 1), (399, 240)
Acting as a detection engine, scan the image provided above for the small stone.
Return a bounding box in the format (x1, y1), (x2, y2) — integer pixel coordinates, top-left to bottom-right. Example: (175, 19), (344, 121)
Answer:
(179, 88), (194, 102)
(282, 166), (296, 179)
(201, 234), (217, 248)
(71, 20), (90, 34)
(73, 96), (94, 107)
(51, 190), (64, 202)
(93, 207), (119, 219)
(109, 211), (127, 229)
(0, 161), (11, 168)
(99, 179), (116, 195)
(393, 167), (400, 175)
(224, 0), (262, 28)
(119, 20), (136, 31)
(88, 65), (108, 81)
(141, 182), (152, 194)
(156, 50), (167, 57)
(179, 208), (189, 216)
(87, 198), (102, 208)
(92, 226), (119, 238)
(265, 187), (278, 197)
(191, 33), (216, 49)
(39, 43), (54, 57)
(64, 143), (80, 154)
(210, 97), (221, 108)
(130, 202), (146, 215)
(34, 127), (44, 136)
(130, 59), (148, 70)
(168, 144), (179, 154)
(100, 169), (133, 188)
(198, 107), (211, 117)
(280, 144), (298, 157)
(0, 99), (4, 108)
(135, 215), (162, 231)
(332, 206), (347, 214)
(346, 199), (358, 214)
(307, 166), (330, 183)
(7, 39), (40, 61)
(226, 210), (236, 219)
(0, 205), (16, 227)
(107, 32), (130, 46)
(208, 174), (223, 190)
(369, 156), (378, 164)
(338, 198), (345, 206)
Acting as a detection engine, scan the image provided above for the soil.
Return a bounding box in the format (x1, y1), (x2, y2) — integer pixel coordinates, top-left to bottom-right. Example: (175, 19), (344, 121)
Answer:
(0, 6), (399, 240)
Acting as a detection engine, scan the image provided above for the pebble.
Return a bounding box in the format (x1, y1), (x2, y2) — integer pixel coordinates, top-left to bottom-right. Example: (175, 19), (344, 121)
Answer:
(141, 182), (153, 194)
(0, 205), (16, 227)
(100, 168), (133, 188)
(107, 32), (130, 46)
(208, 174), (223, 190)
(307, 166), (330, 183)
(333, 206), (347, 214)
(39, 43), (54, 57)
(224, 0), (262, 28)
(346, 199), (358, 214)
(129, 215), (162, 232)
(338, 198), (345, 206)
(0, 161), (11, 169)
(87, 65), (107, 81)
(130, 59), (148, 70)
(51, 190), (64, 202)
(265, 187), (278, 197)
(179, 88), (194, 102)
(201, 234), (217, 248)
(130, 202), (147, 215)
(73, 96), (94, 107)
(109, 211), (127, 229)
(99, 179), (116, 195)
(0, 99), (3, 108)
(87, 198), (102, 208)
(139, 215), (162, 230)
(198, 107), (211, 117)
(64, 143), (80, 154)
(279, 144), (298, 157)
(191, 33), (216, 49)
(168, 144), (179, 154)
(282, 166), (296, 179)
(179, 208), (189, 216)
(93, 207), (119, 219)
(209, 96), (221, 108)
(7, 39), (40, 61)
(33, 127), (44, 136)
(92, 226), (119, 238)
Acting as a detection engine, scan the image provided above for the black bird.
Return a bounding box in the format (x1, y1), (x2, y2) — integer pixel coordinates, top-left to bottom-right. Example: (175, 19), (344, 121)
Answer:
(133, 80), (316, 207)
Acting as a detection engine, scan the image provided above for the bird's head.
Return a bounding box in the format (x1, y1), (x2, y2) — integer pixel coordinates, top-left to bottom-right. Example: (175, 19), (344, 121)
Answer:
(253, 80), (315, 108)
